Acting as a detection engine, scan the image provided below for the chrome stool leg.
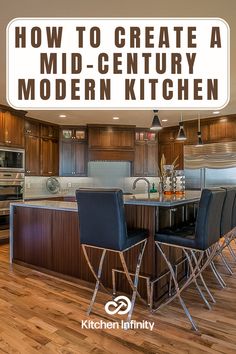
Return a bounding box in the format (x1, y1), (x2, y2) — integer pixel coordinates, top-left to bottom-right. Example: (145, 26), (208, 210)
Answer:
(190, 250), (216, 304)
(227, 243), (236, 261)
(219, 250), (233, 275)
(119, 240), (147, 321)
(155, 242), (198, 331)
(206, 249), (226, 288)
(127, 239), (147, 321)
(82, 245), (108, 315)
(183, 249), (211, 310)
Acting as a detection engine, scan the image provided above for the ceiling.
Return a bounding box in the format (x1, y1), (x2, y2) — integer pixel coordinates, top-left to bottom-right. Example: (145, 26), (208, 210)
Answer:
(1, 0), (235, 128)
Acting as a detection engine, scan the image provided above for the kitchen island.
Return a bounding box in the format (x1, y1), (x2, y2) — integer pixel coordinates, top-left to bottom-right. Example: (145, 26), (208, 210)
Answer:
(10, 191), (201, 300)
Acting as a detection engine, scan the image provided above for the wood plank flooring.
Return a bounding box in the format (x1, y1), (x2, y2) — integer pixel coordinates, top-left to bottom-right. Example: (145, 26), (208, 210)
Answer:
(0, 243), (236, 353)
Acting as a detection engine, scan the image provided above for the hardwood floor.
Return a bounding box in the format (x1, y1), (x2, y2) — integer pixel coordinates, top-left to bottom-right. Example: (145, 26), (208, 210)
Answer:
(0, 244), (236, 353)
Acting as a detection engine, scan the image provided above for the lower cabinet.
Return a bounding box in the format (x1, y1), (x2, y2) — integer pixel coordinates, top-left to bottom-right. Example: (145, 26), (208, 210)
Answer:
(60, 141), (87, 176)
(133, 142), (158, 176)
(13, 207), (53, 269)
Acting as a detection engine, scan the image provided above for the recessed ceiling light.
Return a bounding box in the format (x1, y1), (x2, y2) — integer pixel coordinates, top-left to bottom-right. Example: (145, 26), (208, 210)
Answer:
(59, 114), (67, 118)
(113, 116), (119, 120)
(213, 111), (220, 114)
(162, 119), (168, 122)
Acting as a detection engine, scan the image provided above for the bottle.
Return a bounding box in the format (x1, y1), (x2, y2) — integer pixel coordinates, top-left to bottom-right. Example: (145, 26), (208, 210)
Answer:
(150, 183), (157, 193)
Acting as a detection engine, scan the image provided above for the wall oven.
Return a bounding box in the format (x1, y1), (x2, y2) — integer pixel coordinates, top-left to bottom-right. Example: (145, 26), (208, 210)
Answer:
(0, 147), (25, 172)
(0, 172), (24, 241)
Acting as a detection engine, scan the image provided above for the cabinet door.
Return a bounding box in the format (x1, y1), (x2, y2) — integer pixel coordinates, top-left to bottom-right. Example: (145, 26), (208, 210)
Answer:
(159, 143), (172, 165)
(13, 206), (53, 269)
(3, 111), (24, 147)
(146, 143), (158, 176)
(25, 120), (40, 137)
(41, 124), (59, 139)
(41, 139), (59, 176)
(25, 135), (40, 175)
(61, 128), (74, 142)
(51, 139), (59, 175)
(74, 143), (87, 176)
(172, 143), (184, 169)
(133, 143), (145, 176)
(0, 112), (4, 143)
(60, 141), (74, 176)
(41, 139), (51, 175)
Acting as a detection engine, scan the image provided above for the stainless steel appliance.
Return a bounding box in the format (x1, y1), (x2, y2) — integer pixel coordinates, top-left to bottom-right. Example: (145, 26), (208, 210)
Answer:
(0, 172), (24, 241)
(0, 147), (25, 172)
(184, 142), (236, 189)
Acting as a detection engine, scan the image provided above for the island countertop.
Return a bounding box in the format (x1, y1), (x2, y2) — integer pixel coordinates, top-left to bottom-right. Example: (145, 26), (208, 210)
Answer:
(10, 190), (201, 211)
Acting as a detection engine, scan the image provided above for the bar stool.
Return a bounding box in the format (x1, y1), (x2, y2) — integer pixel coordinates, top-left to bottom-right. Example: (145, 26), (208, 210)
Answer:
(76, 188), (148, 321)
(153, 188), (225, 331)
(216, 187), (236, 274)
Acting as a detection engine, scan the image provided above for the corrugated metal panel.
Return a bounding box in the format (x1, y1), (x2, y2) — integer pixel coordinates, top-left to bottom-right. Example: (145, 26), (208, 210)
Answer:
(184, 142), (236, 169)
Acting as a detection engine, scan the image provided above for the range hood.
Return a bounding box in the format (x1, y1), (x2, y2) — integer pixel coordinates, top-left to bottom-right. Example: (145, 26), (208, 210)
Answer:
(184, 142), (236, 169)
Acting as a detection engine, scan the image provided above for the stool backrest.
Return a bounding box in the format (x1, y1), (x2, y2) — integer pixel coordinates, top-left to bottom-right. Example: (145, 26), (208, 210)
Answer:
(195, 189), (226, 250)
(76, 189), (127, 250)
(220, 187), (236, 236)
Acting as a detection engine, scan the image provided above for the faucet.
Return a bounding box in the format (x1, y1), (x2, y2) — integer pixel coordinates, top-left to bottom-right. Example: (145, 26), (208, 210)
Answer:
(132, 177), (151, 199)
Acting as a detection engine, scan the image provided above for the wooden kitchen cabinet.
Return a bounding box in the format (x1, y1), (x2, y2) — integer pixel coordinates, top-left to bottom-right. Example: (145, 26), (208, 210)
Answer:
(133, 142), (158, 176)
(61, 127), (87, 142)
(25, 135), (40, 175)
(0, 111), (24, 147)
(13, 206), (53, 269)
(159, 142), (184, 169)
(41, 124), (59, 139)
(25, 119), (40, 137)
(88, 126), (134, 150)
(60, 141), (87, 176)
(41, 138), (59, 176)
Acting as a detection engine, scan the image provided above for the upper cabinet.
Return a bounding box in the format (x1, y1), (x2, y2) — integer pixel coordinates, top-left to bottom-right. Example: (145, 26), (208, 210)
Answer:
(41, 138), (59, 176)
(60, 127), (87, 177)
(25, 118), (59, 176)
(41, 124), (59, 139)
(25, 119), (40, 137)
(88, 126), (134, 150)
(133, 129), (158, 177)
(61, 127), (87, 142)
(0, 111), (24, 148)
(158, 126), (184, 169)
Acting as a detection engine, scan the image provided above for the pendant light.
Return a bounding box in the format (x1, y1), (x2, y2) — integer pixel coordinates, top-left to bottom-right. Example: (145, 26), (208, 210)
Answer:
(176, 113), (187, 141)
(150, 110), (162, 130)
(196, 113), (203, 146)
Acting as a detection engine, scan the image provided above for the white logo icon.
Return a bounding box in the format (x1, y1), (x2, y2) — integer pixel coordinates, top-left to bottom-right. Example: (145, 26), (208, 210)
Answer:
(104, 295), (131, 315)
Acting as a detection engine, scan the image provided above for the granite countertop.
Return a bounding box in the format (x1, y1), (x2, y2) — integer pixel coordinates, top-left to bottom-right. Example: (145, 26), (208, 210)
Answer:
(10, 191), (201, 211)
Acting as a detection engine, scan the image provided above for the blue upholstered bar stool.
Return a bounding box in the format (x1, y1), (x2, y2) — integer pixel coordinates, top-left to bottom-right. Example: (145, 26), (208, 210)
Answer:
(76, 188), (148, 321)
(153, 188), (226, 331)
(216, 187), (236, 274)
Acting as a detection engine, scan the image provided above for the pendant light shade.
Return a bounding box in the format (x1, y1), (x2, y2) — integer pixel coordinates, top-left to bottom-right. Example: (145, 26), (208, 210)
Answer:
(150, 110), (162, 130)
(176, 113), (187, 141)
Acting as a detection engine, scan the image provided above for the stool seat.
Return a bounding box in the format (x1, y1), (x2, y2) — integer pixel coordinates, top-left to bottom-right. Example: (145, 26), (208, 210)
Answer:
(155, 225), (195, 249)
(125, 228), (149, 250)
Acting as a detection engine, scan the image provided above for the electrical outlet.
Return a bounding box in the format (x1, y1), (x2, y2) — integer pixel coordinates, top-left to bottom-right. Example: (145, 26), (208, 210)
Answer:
(27, 182), (31, 189)
(68, 182), (72, 188)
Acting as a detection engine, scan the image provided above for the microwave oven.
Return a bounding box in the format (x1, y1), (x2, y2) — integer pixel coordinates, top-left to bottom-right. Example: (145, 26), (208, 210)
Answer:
(0, 147), (25, 172)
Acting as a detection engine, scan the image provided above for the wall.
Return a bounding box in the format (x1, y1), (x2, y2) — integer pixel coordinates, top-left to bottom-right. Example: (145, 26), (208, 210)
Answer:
(24, 175), (160, 199)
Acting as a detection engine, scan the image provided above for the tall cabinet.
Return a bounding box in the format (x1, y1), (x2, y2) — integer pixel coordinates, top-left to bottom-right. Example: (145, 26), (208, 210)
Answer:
(60, 127), (87, 176)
